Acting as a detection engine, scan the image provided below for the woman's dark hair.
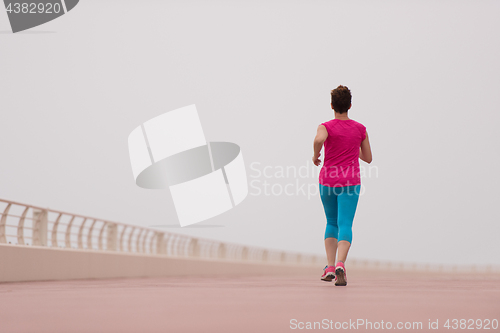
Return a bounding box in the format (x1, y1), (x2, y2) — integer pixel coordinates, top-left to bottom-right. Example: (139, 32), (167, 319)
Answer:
(331, 85), (352, 114)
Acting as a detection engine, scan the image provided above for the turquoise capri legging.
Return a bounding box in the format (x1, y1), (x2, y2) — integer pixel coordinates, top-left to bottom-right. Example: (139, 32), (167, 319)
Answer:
(319, 184), (360, 243)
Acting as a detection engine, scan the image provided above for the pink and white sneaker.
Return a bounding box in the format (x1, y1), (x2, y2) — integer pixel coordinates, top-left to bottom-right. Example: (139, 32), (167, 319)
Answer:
(321, 265), (336, 282)
(334, 262), (347, 286)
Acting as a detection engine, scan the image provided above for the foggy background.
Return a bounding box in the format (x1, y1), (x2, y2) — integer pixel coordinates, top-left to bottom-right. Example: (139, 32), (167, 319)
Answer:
(1, 0), (499, 266)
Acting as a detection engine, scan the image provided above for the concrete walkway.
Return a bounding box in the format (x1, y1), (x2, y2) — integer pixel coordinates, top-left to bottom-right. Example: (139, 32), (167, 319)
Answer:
(0, 270), (499, 333)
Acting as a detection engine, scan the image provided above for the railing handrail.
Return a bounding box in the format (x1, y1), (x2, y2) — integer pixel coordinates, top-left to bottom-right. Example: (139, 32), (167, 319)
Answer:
(0, 198), (154, 230)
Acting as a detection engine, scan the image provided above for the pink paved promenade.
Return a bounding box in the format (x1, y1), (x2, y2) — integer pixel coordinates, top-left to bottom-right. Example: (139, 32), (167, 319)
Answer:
(1, 270), (499, 333)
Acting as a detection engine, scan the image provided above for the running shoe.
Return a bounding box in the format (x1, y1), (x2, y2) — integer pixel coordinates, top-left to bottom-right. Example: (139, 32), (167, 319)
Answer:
(334, 261), (347, 286)
(321, 265), (336, 282)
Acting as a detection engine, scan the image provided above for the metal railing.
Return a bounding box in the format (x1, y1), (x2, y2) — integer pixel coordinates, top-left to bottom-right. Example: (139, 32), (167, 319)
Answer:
(4, 198), (497, 274)
(0, 198), (322, 266)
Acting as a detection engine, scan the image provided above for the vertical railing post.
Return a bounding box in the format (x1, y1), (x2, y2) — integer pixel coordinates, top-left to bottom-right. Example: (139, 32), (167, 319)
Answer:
(175, 235), (183, 256)
(87, 219), (97, 250)
(51, 213), (62, 248)
(189, 238), (200, 258)
(218, 244), (226, 259)
(0, 203), (11, 244)
(135, 229), (143, 253)
(65, 216), (75, 249)
(148, 232), (155, 254)
(77, 218), (87, 249)
(163, 233), (171, 256)
(107, 223), (118, 251)
(241, 247), (248, 261)
(178, 236), (188, 257)
(17, 206), (29, 245)
(262, 250), (268, 262)
(172, 235), (181, 256)
(155, 232), (165, 255)
(98, 222), (106, 250)
(141, 230), (148, 253)
(32, 208), (48, 246)
(119, 225), (127, 252)
(127, 227), (136, 253)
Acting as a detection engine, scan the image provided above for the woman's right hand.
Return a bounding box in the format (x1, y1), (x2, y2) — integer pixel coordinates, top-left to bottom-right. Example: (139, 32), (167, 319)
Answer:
(313, 153), (322, 166)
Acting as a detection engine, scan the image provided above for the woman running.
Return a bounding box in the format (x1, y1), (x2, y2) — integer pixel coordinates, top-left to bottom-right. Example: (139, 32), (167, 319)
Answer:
(312, 85), (372, 286)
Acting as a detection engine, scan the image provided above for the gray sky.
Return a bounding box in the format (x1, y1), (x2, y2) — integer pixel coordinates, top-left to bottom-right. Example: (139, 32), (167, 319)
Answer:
(1, 0), (499, 266)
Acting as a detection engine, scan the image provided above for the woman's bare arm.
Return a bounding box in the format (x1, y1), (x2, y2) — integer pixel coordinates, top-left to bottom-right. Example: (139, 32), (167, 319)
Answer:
(313, 125), (328, 166)
(359, 131), (372, 164)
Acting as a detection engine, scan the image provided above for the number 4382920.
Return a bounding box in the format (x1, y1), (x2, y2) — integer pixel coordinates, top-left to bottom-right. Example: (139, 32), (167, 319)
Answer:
(5, 3), (62, 14)
(443, 319), (498, 330)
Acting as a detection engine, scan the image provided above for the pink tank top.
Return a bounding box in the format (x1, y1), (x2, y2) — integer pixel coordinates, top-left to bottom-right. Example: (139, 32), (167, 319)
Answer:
(319, 119), (366, 187)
